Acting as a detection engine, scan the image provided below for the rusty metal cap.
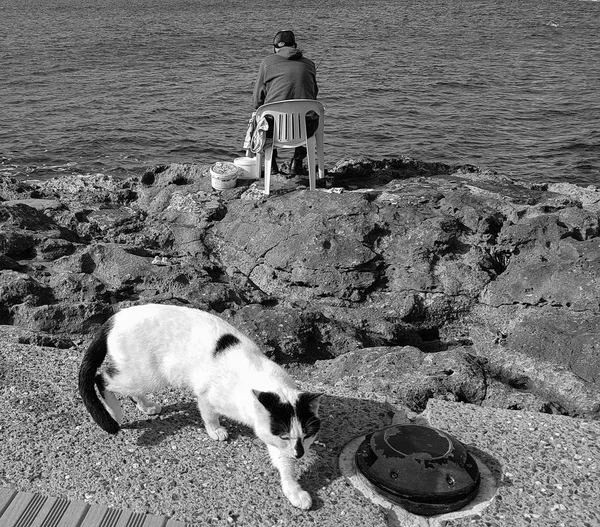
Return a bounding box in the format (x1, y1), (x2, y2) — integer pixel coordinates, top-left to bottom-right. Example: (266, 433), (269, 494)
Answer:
(355, 424), (480, 516)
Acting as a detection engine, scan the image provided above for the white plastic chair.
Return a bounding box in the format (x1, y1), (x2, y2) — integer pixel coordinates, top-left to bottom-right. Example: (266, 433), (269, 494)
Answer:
(254, 99), (325, 195)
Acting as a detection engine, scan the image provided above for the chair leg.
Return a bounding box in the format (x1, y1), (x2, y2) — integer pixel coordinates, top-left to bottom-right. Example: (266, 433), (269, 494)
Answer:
(264, 145), (273, 195)
(316, 130), (325, 180)
(306, 137), (317, 191)
(255, 151), (262, 181)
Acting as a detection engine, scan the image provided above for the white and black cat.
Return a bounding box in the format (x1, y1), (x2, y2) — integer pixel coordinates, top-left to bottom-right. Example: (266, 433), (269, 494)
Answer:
(78, 303), (322, 509)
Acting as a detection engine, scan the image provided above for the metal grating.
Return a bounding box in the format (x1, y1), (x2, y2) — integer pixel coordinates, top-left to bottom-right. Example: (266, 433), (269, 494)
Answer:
(0, 488), (187, 527)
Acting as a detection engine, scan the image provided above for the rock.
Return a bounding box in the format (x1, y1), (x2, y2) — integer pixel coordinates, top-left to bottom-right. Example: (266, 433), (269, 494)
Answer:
(2, 160), (600, 418)
(313, 346), (487, 412)
(53, 243), (153, 289)
(11, 301), (112, 334)
(227, 304), (368, 363)
(2, 198), (65, 212)
(28, 173), (137, 207)
(481, 237), (600, 311)
(472, 224), (600, 410)
(0, 270), (53, 323)
(16, 332), (75, 349)
(0, 254), (22, 271)
(329, 156), (455, 184)
(208, 191), (381, 303)
(469, 322), (600, 418)
(37, 238), (75, 261)
(546, 182), (600, 213)
(0, 201), (78, 258)
(503, 309), (600, 385)
(481, 377), (569, 415)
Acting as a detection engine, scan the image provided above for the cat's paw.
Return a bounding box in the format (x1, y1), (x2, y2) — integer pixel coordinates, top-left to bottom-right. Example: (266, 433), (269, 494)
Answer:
(207, 426), (228, 441)
(144, 403), (162, 415)
(131, 396), (162, 416)
(286, 488), (312, 510)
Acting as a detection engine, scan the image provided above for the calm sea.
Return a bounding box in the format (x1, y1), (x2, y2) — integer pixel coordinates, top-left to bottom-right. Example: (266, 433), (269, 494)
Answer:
(2, 0), (599, 185)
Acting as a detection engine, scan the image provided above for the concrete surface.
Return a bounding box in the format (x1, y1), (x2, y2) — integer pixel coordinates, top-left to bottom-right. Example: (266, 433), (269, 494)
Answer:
(1, 324), (599, 527)
(424, 399), (600, 527)
(0, 327), (388, 527)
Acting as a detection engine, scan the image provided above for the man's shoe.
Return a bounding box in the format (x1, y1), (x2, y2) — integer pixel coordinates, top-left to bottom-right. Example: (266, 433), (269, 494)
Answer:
(289, 159), (307, 176)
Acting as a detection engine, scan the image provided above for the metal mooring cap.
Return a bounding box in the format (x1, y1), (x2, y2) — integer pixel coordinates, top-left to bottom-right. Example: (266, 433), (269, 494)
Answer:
(355, 424), (481, 516)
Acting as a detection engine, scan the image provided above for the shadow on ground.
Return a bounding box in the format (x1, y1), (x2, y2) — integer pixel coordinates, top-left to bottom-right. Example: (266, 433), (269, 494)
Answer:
(123, 400), (253, 446)
(121, 392), (395, 511)
(300, 394), (395, 510)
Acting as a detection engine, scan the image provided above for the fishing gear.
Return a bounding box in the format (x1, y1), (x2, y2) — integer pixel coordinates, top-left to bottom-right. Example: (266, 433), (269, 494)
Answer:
(315, 49), (329, 69)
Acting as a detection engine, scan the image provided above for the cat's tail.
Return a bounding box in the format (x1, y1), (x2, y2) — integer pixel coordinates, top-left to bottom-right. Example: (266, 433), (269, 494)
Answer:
(78, 321), (120, 434)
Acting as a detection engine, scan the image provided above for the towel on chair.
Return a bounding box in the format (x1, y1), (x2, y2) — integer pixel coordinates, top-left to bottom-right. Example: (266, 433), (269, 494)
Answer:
(242, 112), (270, 155)
(242, 112), (256, 154)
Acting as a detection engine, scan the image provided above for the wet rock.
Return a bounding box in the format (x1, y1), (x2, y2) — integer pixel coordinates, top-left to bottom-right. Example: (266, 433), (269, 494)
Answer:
(329, 156), (455, 184)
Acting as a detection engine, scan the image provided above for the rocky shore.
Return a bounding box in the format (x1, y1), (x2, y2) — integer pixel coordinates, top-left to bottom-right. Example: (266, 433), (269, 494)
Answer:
(2, 158), (600, 525)
(2, 158), (599, 417)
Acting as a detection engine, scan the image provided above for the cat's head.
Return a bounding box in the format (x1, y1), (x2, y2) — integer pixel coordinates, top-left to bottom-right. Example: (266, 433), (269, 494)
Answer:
(252, 390), (322, 459)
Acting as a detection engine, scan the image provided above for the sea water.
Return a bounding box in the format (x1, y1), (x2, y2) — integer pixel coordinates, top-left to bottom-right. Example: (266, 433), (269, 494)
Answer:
(1, 0), (599, 185)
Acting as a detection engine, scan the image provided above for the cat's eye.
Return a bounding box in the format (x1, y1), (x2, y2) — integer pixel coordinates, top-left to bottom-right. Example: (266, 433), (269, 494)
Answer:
(280, 435), (291, 441)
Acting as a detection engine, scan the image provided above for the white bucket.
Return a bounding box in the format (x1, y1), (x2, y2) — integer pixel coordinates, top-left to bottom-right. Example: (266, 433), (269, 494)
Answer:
(210, 162), (239, 190)
(233, 156), (259, 180)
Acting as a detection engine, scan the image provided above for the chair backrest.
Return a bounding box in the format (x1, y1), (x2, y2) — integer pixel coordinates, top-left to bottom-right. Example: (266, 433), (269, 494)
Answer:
(255, 99), (324, 147)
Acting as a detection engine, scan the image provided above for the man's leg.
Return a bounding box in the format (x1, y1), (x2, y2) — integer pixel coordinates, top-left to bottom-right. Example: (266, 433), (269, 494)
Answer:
(290, 146), (307, 176)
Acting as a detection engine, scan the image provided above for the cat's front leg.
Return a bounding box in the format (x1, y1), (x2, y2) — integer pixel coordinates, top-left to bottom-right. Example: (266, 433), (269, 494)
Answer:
(196, 394), (228, 441)
(267, 444), (312, 510)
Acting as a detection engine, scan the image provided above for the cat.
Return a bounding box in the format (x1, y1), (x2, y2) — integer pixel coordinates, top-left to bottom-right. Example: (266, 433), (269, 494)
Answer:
(78, 303), (322, 510)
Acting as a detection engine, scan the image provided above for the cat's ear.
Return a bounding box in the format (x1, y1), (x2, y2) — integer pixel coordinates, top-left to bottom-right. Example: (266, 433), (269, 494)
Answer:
(300, 392), (323, 412)
(252, 390), (281, 411)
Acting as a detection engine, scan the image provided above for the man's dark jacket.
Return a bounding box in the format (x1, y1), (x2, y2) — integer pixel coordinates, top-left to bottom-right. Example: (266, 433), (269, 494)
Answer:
(253, 47), (318, 109)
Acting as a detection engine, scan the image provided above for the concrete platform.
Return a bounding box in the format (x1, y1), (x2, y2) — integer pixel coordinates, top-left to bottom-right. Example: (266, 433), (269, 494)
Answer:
(423, 399), (600, 526)
(2, 398), (600, 527)
(0, 488), (187, 527)
(1, 328), (599, 527)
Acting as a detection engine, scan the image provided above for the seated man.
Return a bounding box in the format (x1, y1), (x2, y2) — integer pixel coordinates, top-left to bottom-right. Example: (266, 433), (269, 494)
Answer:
(253, 30), (319, 176)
